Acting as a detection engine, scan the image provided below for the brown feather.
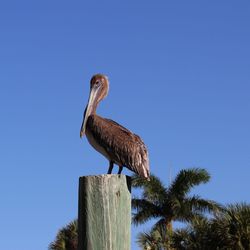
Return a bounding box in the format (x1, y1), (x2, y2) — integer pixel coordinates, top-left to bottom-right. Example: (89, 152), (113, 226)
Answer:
(86, 114), (150, 179)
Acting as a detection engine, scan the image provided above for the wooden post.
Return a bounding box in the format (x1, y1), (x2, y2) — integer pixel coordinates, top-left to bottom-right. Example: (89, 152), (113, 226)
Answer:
(78, 174), (131, 250)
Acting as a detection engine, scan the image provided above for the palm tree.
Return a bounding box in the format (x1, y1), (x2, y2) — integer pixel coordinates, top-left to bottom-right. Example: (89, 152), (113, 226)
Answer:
(172, 202), (250, 250)
(132, 168), (222, 249)
(49, 220), (77, 250)
(139, 217), (212, 250)
(211, 202), (250, 249)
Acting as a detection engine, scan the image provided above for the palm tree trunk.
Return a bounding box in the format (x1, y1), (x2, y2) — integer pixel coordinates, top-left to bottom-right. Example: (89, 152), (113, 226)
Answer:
(166, 220), (173, 232)
(165, 219), (173, 250)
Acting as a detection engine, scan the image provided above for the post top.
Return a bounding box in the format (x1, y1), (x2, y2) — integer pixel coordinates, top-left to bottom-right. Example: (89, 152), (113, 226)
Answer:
(79, 174), (131, 180)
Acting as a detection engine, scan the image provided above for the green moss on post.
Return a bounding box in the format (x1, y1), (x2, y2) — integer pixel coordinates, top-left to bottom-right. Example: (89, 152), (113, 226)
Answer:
(78, 174), (131, 250)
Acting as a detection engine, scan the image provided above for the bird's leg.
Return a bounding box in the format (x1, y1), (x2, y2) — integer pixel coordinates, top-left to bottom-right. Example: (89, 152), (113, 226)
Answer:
(107, 161), (114, 174)
(118, 166), (123, 175)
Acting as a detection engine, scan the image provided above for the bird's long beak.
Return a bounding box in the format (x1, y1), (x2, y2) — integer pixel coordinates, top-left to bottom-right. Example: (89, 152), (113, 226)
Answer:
(80, 87), (98, 138)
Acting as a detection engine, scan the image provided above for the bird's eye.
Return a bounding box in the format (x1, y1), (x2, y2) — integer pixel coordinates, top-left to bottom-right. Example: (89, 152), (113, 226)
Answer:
(95, 80), (101, 86)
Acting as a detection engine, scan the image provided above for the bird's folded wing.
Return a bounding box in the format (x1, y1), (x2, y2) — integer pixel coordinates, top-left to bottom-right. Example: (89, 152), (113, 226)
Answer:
(87, 115), (150, 178)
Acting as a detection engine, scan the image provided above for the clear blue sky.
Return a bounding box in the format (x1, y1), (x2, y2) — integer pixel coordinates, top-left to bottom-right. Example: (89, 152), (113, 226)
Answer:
(0, 1), (249, 249)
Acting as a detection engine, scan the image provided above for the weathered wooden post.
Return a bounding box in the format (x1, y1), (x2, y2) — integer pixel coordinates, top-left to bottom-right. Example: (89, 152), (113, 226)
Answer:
(78, 174), (131, 250)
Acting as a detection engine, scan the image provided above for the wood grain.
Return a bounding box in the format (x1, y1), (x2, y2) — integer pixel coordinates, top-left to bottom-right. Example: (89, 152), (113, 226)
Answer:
(78, 174), (131, 250)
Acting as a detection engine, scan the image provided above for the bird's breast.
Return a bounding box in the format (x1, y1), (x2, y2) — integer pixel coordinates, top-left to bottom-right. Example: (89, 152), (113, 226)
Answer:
(85, 127), (110, 161)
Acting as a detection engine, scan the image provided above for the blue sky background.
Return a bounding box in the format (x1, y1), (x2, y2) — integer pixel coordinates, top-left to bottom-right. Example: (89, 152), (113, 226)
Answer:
(0, 1), (250, 249)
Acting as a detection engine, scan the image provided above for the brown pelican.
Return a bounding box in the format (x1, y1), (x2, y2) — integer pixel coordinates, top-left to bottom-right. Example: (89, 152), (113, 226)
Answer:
(80, 74), (150, 179)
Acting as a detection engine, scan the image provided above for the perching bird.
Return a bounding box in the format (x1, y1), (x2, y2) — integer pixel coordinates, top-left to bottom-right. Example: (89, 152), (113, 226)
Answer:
(80, 74), (150, 180)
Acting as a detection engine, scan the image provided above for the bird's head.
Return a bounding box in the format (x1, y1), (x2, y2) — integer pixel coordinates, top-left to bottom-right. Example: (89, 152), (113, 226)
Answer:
(90, 74), (109, 103)
(80, 74), (109, 138)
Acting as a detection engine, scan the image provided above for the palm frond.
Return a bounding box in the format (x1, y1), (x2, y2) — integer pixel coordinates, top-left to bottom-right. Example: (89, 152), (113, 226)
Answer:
(137, 231), (160, 250)
(174, 203), (250, 249)
(137, 222), (171, 250)
(132, 198), (162, 225)
(168, 168), (210, 199)
(132, 174), (167, 203)
(172, 228), (191, 250)
(172, 217), (213, 250)
(212, 202), (250, 249)
(49, 220), (77, 250)
(184, 195), (224, 214)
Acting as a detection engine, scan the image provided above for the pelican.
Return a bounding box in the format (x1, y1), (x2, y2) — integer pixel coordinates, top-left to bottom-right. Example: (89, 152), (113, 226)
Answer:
(80, 74), (150, 180)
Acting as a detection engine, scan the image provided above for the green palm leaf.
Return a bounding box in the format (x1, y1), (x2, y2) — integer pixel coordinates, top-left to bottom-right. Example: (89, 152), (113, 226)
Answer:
(167, 168), (210, 199)
(49, 220), (77, 250)
(132, 174), (167, 203)
(132, 198), (162, 225)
